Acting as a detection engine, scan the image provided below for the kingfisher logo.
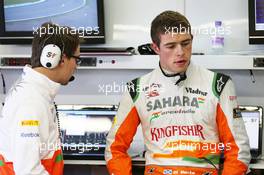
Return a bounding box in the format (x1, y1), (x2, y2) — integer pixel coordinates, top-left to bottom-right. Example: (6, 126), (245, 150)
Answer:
(146, 96), (200, 111)
(151, 124), (205, 141)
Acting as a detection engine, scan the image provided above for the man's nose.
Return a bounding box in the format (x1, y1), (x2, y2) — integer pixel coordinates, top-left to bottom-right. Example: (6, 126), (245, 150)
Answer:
(174, 44), (184, 56)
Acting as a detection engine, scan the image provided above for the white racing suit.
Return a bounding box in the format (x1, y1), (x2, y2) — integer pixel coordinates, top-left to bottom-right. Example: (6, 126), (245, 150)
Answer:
(0, 66), (63, 175)
(105, 62), (251, 175)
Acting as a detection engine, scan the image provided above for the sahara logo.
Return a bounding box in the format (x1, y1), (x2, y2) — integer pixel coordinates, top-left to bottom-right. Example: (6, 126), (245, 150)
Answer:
(146, 96), (200, 112)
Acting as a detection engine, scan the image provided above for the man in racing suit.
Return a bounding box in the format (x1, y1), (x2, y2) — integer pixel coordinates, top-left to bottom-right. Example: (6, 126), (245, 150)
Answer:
(0, 23), (80, 175)
(105, 11), (251, 175)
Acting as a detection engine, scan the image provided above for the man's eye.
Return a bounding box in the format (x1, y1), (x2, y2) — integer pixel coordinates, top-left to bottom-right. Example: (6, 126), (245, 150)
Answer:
(166, 45), (175, 49)
(181, 40), (191, 47)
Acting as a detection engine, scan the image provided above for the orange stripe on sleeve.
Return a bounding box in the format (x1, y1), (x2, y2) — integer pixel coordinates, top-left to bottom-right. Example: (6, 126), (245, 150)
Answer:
(0, 154), (15, 175)
(107, 107), (140, 175)
(216, 104), (248, 175)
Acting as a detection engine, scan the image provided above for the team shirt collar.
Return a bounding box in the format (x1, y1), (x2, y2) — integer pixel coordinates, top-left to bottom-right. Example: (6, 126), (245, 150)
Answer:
(22, 65), (61, 99)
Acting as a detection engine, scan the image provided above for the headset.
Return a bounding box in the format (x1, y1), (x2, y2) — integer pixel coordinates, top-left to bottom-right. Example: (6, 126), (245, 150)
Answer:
(138, 43), (157, 55)
(40, 27), (65, 69)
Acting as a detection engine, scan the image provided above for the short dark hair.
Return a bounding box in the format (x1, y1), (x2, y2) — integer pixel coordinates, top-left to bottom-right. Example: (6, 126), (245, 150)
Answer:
(151, 10), (192, 46)
(31, 22), (80, 68)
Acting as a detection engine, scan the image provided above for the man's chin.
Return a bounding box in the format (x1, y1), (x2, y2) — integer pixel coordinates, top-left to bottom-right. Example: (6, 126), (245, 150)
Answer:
(61, 81), (68, 86)
(171, 66), (188, 73)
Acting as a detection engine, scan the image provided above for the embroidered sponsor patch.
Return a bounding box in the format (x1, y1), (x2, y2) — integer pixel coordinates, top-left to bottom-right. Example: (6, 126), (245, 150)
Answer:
(149, 111), (161, 123)
(147, 167), (155, 174)
(21, 120), (40, 126)
(163, 169), (172, 174)
(20, 132), (40, 137)
(229, 96), (237, 101)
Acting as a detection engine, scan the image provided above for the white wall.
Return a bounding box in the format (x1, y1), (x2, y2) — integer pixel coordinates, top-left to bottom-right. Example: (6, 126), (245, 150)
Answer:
(186, 0), (264, 54)
(103, 0), (184, 47)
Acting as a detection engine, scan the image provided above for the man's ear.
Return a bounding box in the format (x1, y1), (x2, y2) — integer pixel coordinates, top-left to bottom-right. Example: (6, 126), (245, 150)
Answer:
(59, 54), (67, 65)
(151, 43), (160, 54)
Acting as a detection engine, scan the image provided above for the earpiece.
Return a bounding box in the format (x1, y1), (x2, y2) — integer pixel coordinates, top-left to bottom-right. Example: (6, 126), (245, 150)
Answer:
(39, 24), (64, 69)
(40, 44), (62, 69)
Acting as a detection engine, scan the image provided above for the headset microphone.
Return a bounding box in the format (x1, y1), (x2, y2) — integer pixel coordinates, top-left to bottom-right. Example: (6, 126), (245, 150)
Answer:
(69, 76), (75, 82)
